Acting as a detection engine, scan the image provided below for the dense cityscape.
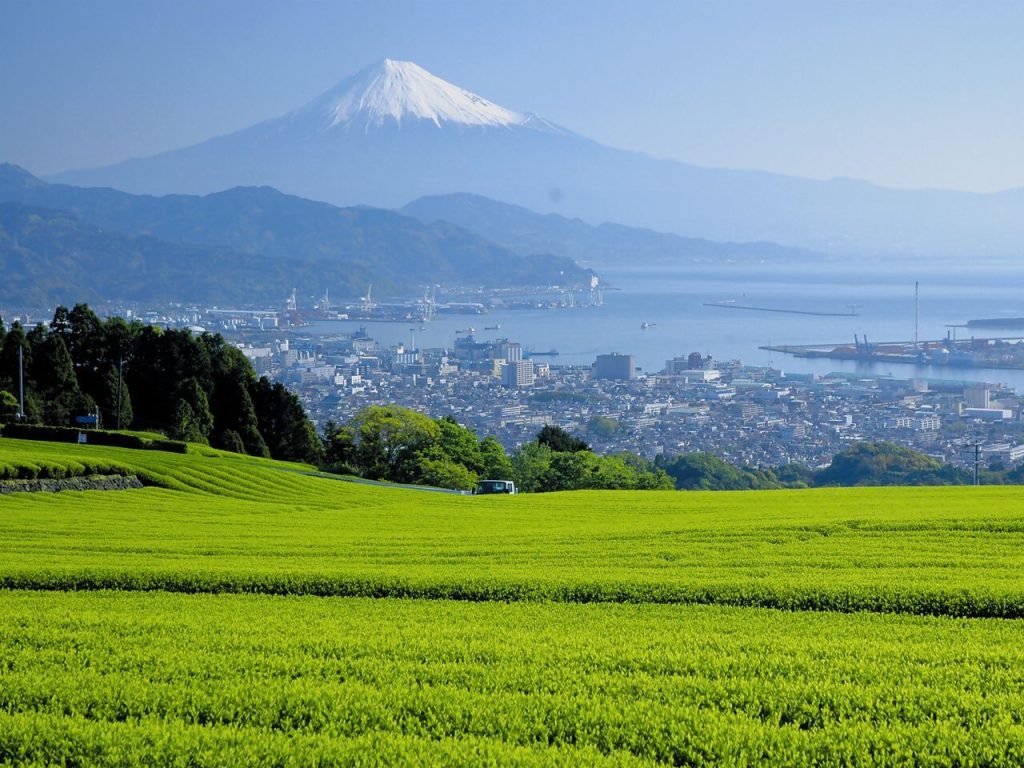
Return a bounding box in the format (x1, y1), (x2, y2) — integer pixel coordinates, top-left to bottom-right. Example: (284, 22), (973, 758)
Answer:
(8, 299), (1009, 473)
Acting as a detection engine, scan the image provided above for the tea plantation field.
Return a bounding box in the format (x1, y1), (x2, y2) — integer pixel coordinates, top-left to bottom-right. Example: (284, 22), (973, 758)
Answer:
(2, 437), (1024, 765)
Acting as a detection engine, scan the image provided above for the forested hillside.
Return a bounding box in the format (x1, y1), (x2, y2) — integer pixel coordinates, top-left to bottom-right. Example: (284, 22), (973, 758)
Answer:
(0, 304), (319, 462)
(0, 164), (590, 303)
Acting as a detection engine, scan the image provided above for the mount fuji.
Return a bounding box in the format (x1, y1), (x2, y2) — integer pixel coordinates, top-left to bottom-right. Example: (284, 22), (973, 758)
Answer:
(52, 59), (1024, 257)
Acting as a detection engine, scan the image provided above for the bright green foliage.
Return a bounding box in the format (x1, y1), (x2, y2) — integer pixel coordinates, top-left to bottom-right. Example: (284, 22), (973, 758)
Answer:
(431, 415), (485, 474)
(479, 434), (514, 480)
(416, 456), (478, 490)
(0, 390), (18, 423)
(5, 437), (1024, 765)
(3, 592), (1024, 766)
(512, 440), (672, 492)
(1, 437), (1024, 617)
(511, 441), (554, 492)
(350, 404), (441, 480)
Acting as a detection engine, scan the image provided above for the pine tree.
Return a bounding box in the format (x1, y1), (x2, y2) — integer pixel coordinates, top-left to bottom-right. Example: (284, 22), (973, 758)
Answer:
(33, 335), (82, 426)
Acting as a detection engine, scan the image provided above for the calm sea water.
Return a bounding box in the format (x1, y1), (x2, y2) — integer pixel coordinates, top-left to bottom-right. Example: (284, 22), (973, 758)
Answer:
(310, 262), (1024, 390)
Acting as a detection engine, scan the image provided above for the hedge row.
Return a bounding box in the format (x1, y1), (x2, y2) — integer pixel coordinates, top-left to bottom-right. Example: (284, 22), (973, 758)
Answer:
(0, 424), (187, 453)
(2, 571), (1022, 619)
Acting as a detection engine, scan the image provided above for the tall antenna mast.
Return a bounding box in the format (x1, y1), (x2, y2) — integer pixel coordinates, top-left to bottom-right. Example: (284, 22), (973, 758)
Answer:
(914, 281), (919, 351)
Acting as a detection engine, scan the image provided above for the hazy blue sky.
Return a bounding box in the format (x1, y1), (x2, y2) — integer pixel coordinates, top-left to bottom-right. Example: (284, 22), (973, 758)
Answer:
(3, 0), (1024, 192)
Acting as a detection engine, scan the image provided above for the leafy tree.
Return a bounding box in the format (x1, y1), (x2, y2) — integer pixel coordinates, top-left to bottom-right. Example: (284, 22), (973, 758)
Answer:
(657, 452), (783, 491)
(511, 442), (554, 493)
(536, 424), (589, 453)
(586, 415), (623, 440)
(0, 322), (29, 396)
(546, 450), (603, 491)
(614, 453), (675, 490)
(776, 463), (814, 487)
(349, 405), (441, 481)
(416, 456), (478, 490)
(479, 435), (514, 480)
(0, 391), (19, 423)
(814, 442), (947, 487)
(425, 415), (484, 473)
(322, 420), (359, 475)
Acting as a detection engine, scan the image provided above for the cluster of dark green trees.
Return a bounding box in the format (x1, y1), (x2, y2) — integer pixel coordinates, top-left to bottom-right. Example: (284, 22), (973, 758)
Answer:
(323, 410), (672, 492)
(0, 305), (320, 463)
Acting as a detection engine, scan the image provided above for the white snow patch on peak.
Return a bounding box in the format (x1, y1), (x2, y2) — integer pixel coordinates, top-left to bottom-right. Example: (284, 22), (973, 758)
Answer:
(313, 59), (529, 129)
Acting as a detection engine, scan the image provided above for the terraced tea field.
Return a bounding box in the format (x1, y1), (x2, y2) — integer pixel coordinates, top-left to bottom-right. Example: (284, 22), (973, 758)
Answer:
(2, 437), (1024, 765)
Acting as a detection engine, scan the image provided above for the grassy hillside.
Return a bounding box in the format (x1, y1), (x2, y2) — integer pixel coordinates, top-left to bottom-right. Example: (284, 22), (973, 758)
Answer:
(1, 437), (1024, 615)
(3, 437), (1024, 765)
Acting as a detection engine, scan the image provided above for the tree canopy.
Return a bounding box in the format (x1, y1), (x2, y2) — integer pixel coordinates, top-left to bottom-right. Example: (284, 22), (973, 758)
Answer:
(0, 304), (317, 463)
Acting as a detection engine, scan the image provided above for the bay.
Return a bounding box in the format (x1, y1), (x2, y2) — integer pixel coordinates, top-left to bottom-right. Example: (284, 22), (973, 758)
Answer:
(309, 261), (1024, 390)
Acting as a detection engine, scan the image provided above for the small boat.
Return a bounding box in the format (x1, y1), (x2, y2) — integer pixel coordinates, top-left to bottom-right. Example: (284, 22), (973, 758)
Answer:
(641, 322), (656, 329)
(485, 324), (501, 330)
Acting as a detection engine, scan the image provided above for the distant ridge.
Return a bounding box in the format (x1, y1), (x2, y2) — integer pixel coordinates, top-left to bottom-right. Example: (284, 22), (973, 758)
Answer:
(0, 164), (590, 305)
(400, 193), (825, 267)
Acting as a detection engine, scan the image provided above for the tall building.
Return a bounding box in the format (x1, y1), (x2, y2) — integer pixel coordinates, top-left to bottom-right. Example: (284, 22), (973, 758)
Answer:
(501, 359), (535, 388)
(964, 384), (991, 409)
(594, 353), (636, 380)
(495, 340), (523, 362)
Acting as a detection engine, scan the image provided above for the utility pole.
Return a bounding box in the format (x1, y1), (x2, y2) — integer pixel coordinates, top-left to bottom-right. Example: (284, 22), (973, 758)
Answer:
(115, 353), (124, 431)
(17, 344), (25, 421)
(961, 440), (984, 486)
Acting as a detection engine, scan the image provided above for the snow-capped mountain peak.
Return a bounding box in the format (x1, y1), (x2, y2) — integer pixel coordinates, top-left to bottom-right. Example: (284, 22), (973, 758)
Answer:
(307, 59), (529, 129)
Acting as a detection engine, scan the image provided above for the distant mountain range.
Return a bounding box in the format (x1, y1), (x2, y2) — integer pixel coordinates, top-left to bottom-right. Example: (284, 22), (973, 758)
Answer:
(49, 58), (1024, 257)
(0, 164), (589, 306)
(400, 193), (823, 267)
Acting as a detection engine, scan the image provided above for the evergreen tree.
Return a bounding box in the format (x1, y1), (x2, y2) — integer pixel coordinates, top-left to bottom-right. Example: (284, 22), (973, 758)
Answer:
(32, 334), (83, 426)
(219, 429), (246, 454)
(251, 377), (322, 463)
(179, 378), (214, 443)
(0, 322), (29, 396)
(171, 400), (206, 443)
(536, 424), (590, 453)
